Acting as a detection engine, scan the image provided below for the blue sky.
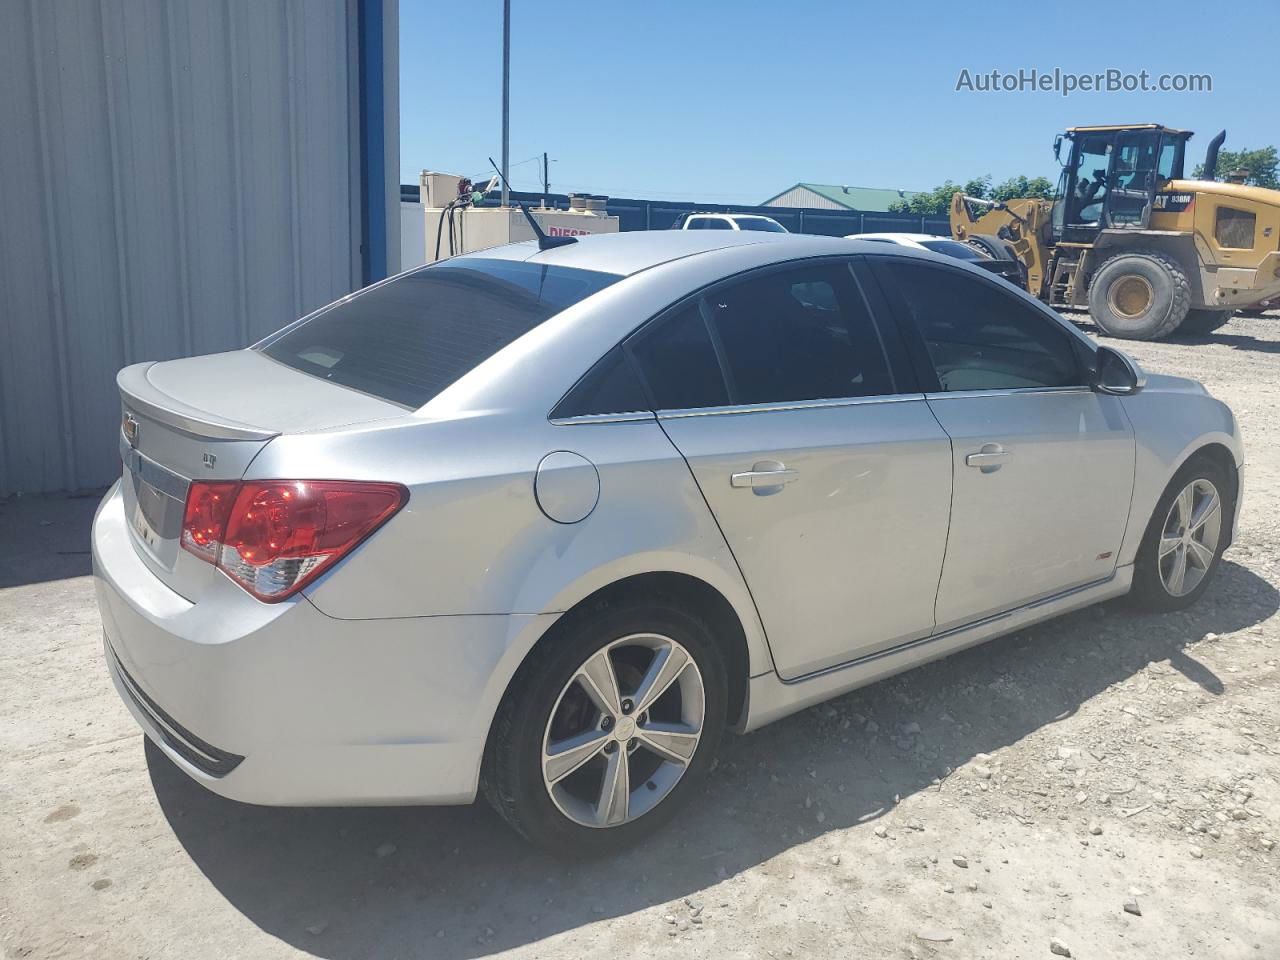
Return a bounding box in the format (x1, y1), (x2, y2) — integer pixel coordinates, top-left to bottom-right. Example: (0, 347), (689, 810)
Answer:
(399, 0), (1276, 204)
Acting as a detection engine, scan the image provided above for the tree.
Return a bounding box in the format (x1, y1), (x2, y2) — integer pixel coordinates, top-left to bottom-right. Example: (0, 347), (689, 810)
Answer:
(1192, 146), (1278, 189)
(888, 173), (1054, 215)
(990, 175), (1055, 202)
(888, 176), (992, 215)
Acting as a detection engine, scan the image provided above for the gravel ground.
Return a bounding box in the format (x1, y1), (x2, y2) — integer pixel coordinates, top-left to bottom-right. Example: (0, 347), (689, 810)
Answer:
(2, 312), (1278, 960)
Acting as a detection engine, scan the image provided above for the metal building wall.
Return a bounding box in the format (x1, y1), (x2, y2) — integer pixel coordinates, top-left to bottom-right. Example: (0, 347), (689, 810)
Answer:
(0, 0), (398, 495)
(762, 186), (844, 210)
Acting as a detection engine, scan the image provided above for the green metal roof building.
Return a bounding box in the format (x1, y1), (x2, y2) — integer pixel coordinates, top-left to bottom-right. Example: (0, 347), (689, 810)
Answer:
(761, 182), (921, 213)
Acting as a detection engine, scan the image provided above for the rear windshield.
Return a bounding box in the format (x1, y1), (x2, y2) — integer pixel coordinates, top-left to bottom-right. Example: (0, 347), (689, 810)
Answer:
(258, 259), (620, 407)
(919, 239), (986, 260)
(735, 218), (787, 233)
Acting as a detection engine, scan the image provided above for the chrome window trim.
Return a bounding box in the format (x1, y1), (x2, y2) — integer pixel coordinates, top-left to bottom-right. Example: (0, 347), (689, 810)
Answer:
(924, 385), (1093, 401)
(549, 411), (657, 426)
(656, 392), (925, 420)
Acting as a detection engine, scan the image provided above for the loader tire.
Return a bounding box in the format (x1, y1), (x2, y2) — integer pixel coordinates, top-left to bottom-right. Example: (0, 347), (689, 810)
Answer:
(1088, 249), (1191, 341)
(1179, 308), (1234, 335)
(966, 234), (1011, 260)
(966, 233), (1029, 291)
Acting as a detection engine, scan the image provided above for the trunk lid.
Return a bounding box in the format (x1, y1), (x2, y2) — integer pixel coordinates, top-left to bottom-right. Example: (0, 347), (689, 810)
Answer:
(117, 350), (408, 600)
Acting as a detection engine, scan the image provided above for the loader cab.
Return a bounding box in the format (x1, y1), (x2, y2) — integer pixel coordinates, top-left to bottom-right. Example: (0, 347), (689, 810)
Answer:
(1053, 125), (1191, 243)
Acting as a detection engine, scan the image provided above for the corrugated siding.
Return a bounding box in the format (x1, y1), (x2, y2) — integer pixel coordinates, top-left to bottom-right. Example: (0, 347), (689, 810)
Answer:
(762, 186), (845, 211)
(0, 0), (360, 494)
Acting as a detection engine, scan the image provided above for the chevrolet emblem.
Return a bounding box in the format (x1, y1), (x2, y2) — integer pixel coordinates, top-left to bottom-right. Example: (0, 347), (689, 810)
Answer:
(122, 413), (139, 448)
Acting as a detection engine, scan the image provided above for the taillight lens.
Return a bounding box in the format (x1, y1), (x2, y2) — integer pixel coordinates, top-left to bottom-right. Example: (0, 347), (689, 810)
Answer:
(180, 479), (408, 602)
(181, 482), (238, 562)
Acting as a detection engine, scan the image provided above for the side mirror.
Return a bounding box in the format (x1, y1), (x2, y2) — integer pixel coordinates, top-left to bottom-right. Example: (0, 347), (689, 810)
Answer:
(1053, 134), (1063, 162)
(1093, 346), (1146, 395)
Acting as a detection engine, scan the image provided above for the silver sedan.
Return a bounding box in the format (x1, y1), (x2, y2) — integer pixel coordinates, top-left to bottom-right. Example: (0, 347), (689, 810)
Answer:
(92, 231), (1243, 852)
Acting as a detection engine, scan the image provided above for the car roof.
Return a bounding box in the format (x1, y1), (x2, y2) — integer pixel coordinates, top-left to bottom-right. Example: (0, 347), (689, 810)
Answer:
(451, 230), (999, 278)
(425, 231), (1099, 420)
(454, 229), (798, 276)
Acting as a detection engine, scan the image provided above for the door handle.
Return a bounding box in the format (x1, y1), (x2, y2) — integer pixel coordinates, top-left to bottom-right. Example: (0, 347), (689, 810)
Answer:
(965, 443), (1009, 470)
(731, 466), (799, 488)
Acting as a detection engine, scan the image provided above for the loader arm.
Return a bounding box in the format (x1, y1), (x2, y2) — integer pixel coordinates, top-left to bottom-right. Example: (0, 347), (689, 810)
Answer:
(949, 192), (1054, 298)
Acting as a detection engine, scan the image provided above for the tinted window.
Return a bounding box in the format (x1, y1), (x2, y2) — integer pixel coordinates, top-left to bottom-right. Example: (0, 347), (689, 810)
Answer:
(259, 259), (619, 407)
(705, 263), (895, 404)
(735, 218), (787, 233)
(885, 260), (1081, 391)
(630, 305), (728, 410)
(702, 218), (733, 230)
(684, 217), (704, 230)
(919, 239), (986, 261)
(552, 346), (649, 418)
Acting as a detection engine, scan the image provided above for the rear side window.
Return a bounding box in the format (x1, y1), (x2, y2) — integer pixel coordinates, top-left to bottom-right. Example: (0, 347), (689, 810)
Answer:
(705, 263), (895, 404)
(630, 305), (729, 410)
(258, 259), (620, 407)
(882, 259), (1081, 391)
(551, 346), (649, 418)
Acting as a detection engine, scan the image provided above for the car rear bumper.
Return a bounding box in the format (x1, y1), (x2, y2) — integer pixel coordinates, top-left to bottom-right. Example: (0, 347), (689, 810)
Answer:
(92, 482), (556, 806)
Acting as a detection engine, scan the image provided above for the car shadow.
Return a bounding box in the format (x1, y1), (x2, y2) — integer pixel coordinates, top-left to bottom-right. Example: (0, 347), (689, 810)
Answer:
(149, 559), (1277, 959)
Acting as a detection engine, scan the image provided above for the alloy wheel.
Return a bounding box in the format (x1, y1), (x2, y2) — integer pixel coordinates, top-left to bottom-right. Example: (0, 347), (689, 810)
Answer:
(541, 633), (705, 828)
(1158, 478), (1222, 597)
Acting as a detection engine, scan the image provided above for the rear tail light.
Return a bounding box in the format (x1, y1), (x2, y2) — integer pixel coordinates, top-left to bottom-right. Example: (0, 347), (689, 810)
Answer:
(180, 480), (408, 602)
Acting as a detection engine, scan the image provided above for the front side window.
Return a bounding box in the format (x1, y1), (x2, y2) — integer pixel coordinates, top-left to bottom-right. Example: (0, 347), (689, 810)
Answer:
(883, 260), (1081, 391)
(259, 260), (618, 408)
(702, 263), (894, 405)
(1215, 207), (1256, 249)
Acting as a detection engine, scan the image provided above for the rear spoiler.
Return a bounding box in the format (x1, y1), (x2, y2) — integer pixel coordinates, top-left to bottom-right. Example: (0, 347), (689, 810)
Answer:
(117, 362), (279, 441)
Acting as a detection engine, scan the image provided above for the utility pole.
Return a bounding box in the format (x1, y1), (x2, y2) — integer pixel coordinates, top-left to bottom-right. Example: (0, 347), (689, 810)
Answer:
(542, 152), (550, 203)
(501, 0), (510, 208)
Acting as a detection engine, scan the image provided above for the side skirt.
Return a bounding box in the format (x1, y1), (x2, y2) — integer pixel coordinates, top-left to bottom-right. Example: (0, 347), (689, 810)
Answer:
(739, 566), (1132, 733)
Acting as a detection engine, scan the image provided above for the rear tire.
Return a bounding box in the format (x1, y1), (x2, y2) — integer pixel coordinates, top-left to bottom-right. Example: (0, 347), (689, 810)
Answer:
(1088, 249), (1190, 340)
(482, 596), (727, 855)
(1130, 456), (1232, 612)
(1179, 308), (1235, 335)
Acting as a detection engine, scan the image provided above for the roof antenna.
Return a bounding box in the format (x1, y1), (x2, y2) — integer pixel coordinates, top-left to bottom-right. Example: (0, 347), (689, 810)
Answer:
(488, 157), (576, 250)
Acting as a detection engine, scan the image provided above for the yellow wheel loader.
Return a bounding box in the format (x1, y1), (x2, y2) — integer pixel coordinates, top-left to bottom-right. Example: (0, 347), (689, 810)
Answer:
(950, 124), (1280, 339)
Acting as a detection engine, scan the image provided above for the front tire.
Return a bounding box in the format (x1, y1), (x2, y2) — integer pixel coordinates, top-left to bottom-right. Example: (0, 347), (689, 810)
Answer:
(1131, 457), (1232, 611)
(482, 597), (727, 854)
(1088, 249), (1191, 340)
